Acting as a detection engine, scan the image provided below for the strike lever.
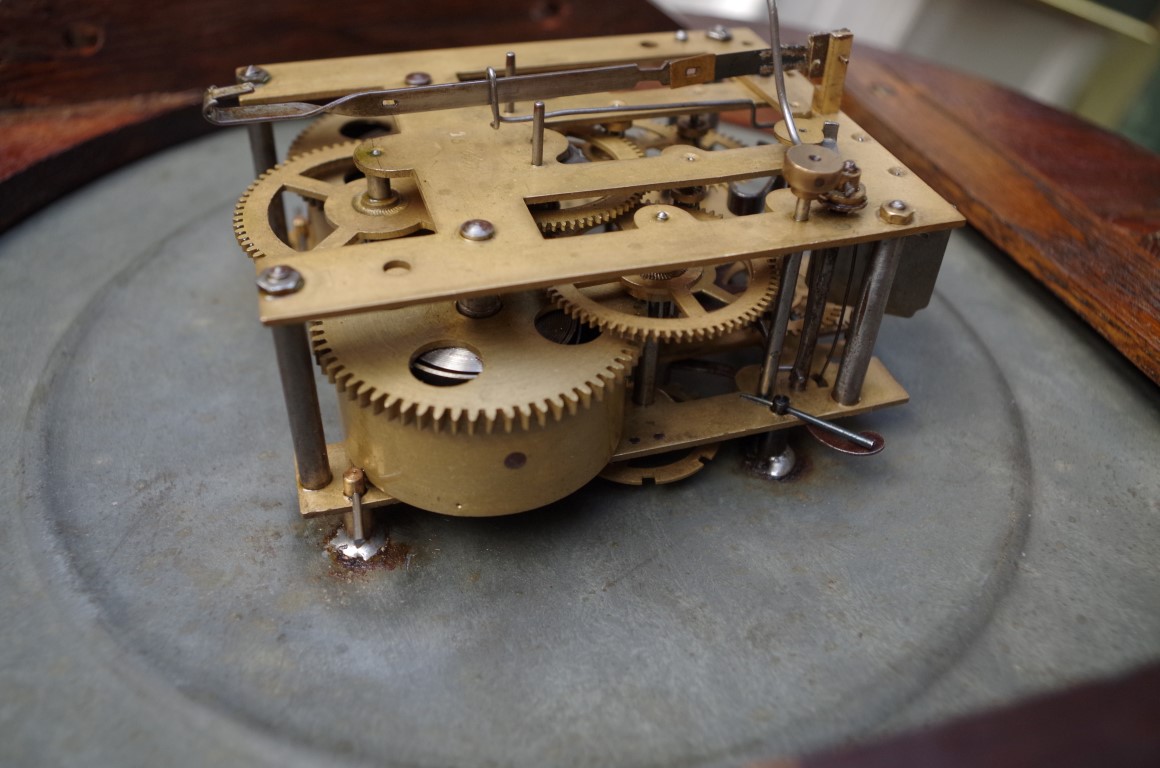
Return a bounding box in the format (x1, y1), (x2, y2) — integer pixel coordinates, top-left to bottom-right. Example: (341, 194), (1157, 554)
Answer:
(741, 393), (885, 455)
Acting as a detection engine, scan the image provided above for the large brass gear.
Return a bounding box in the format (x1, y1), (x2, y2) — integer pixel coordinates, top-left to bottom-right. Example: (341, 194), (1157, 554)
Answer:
(311, 291), (639, 516)
(547, 206), (779, 344)
(287, 114), (399, 159)
(234, 143), (432, 260)
(533, 129), (645, 234)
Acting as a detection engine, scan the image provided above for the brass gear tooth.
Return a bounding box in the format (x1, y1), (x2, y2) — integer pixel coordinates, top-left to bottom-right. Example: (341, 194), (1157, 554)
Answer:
(544, 396), (565, 421)
(334, 371), (355, 394)
(530, 401), (550, 428)
(498, 408), (515, 435)
(415, 405), (434, 431)
(575, 384), (593, 409)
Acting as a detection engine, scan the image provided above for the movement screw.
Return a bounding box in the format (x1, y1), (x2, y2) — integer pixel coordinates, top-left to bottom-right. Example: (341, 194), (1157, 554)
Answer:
(256, 265), (303, 295)
(236, 65), (271, 85)
(459, 219), (496, 241)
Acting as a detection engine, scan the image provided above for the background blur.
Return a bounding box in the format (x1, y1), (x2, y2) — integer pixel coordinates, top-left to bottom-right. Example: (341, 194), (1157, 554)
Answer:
(654, 0), (1160, 151)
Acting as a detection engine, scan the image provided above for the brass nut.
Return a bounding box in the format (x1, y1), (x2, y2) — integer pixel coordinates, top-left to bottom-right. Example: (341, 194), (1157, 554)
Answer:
(256, 265), (303, 295)
(879, 199), (915, 225)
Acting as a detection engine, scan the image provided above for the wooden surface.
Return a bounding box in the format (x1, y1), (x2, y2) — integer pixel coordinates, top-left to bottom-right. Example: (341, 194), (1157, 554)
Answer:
(0, 0), (674, 232)
(0, 0), (673, 107)
(0, 92), (206, 232)
(752, 662), (1160, 768)
(843, 45), (1160, 386)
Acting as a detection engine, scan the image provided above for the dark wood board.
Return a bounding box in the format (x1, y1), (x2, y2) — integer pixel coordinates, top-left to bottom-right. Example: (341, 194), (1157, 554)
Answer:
(0, 0), (674, 107)
(842, 46), (1160, 386)
(0, 0), (675, 232)
(753, 662), (1160, 768)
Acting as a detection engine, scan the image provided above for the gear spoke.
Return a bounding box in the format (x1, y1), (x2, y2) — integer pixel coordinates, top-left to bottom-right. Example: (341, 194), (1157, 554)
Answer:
(698, 284), (739, 306)
(670, 287), (708, 319)
(314, 226), (357, 251)
(284, 174), (342, 201)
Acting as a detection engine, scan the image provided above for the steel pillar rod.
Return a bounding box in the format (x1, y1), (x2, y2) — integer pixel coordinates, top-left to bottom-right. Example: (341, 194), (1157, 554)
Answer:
(632, 339), (659, 407)
(790, 247), (839, 390)
(757, 251), (804, 398)
(832, 238), (903, 405)
(271, 324), (332, 490)
(532, 101), (546, 166)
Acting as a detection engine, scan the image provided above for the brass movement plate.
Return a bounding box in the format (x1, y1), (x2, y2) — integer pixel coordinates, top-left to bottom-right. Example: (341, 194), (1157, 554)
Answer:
(613, 357), (908, 461)
(240, 29), (964, 326)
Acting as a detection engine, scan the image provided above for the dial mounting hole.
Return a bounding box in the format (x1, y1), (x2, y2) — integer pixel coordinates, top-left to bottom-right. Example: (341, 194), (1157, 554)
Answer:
(382, 260), (411, 275)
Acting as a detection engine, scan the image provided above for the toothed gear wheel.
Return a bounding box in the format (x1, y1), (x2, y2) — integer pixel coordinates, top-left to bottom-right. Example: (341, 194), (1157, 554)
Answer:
(287, 114), (399, 159)
(600, 442), (720, 486)
(532, 130), (645, 234)
(234, 143), (432, 261)
(313, 291), (640, 516)
(312, 291), (637, 436)
(638, 189), (725, 216)
(623, 119), (747, 155)
(548, 224), (779, 343)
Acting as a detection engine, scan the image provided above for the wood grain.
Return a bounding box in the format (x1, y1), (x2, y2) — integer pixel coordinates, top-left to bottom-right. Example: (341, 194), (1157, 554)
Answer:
(842, 46), (1160, 385)
(785, 662), (1160, 768)
(0, 93), (206, 232)
(0, 0), (673, 107)
(0, 0), (674, 232)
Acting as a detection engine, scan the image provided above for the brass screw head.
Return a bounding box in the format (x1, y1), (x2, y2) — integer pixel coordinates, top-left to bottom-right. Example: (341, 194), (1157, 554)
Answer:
(879, 199), (915, 225)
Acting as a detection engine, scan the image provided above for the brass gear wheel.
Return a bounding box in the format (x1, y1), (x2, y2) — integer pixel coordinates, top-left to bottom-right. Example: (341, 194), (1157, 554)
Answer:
(548, 207), (779, 344)
(312, 291), (637, 435)
(312, 291), (639, 516)
(600, 442), (720, 486)
(533, 129), (645, 234)
(234, 143), (432, 260)
(623, 119), (747, 155)
(287, 114), (399, 159)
